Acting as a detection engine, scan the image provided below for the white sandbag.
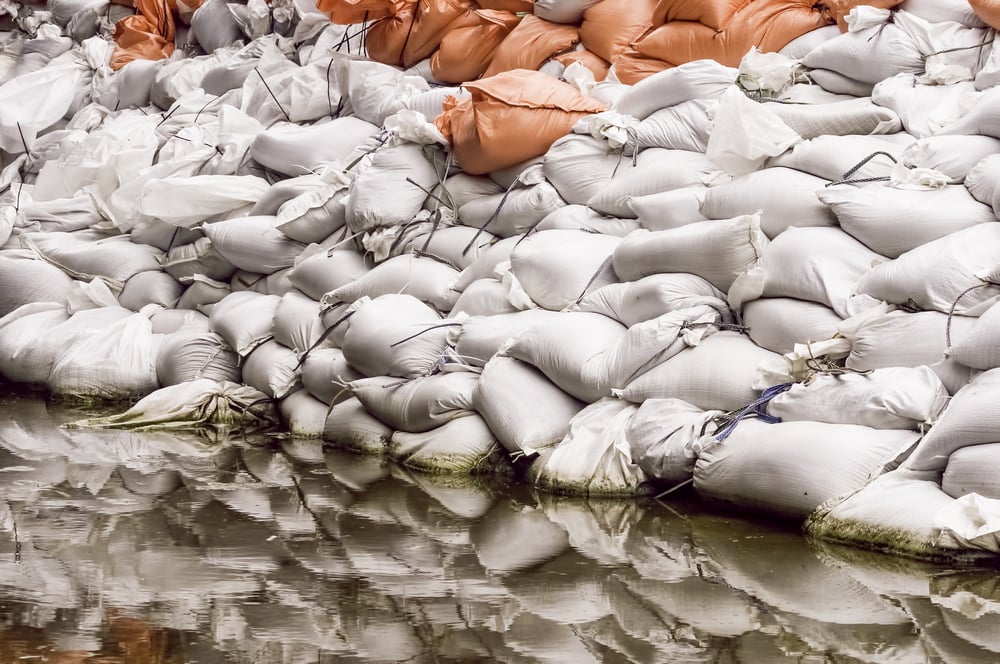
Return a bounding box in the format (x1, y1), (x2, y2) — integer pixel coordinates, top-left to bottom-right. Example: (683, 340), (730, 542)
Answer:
(271, 290), (325, 353)
(336, 56), (432, 126)
(138, 175), (270, 229)
(770, 366), (948, 430)
(943, 444), (1000, 499)
(0, 250), (73, 315)
(130, 218), (203, 252)
(768, 134), (905, 182)
(230, 267), (295, 296)
(508, 229), (620, 310)
(809, 68), (876, 97)
(288, 247), (369, 301)
(856, 223), (1000, 317)
(340, 294), (455, 379)
(901, 135), (1000, 184)
(323, 395), (394, 454)
(427, 173), (504, 213)
(504, 312), (627, 403)
(613, 60), (737, 121)
(575, 273), (727, 327)
(906, 368), (1000, 473)
(699, 167), (836, 238)
(201, 216), (306, 275)
(587, 148), (716, 218)
(628, 186), (708, 231)
(706, 85), (801, 176)
(239, 58), (343, 126)
(190, 0), (244, 52)
(150, 309), (210, 335)
(902, 0), (985, 28)
(764, 97), (900, 139)
(249, 116), (381, 177)
(729, 226), (885, 319)
(950, 302), (1000, 370)
(535, 205), (640, 237)
(628, 99), (714, 153)
(24, 232), (162, 292)
(779, 24), (841, 58)
(871, 75), (975, 139)
(398, 224), (496, 270)
(965, 153), (1000, 217)
(0, 61), (83, 154)
(300, 347), (363, 405)
(743, 298), (843, 355)
(389, 414), (508, 475)
(208, 291), (281, 356)
(330, 254), (460, 312)
(843, 309), (977, 371)
(176, 275), (231, 313)
(48, 308), (163, 399)
(346, 143), (438, 233)
(534, 0), (601, 23)
(251, 174), (326, 216)
(695, 420), (921, 520)
(627, 398), (721, 485)
(117, 271), (183, 311)
(529, 398), (647, 496)
(350, 371), (478, 433)
(473, 356), (585, 455)
(454, 309), (563, 368)
(278, 390), (329, 438)
(543, 134), (637, 205)
(161, 237), (239, 283)
(615, 331), (781, 411)
(156, 330), (240, 387)
(449, 235), (521, 294)
(938, 84), (1000, 140)
(449, 278), (519, 317)
(0, 303), (70, 383)
(820, 184), (995, 259)
(241, 339), (300, 398)
(274, 180), (349, 244)
(613, 215), (767, 291)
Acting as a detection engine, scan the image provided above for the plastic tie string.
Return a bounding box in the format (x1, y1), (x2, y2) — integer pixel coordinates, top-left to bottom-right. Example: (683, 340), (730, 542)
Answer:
(712, 382), (794, 442)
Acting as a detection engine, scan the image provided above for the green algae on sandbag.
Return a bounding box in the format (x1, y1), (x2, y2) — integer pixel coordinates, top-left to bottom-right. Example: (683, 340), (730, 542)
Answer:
(67, 379), (278, 433)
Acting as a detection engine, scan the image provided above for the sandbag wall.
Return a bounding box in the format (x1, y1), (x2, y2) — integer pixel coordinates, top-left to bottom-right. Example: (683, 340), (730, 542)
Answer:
(5, 0), (1000, 562)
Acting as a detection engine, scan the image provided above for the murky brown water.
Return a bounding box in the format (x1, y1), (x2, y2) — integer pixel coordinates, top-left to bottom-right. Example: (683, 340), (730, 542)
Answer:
(0, 385), (998, 663)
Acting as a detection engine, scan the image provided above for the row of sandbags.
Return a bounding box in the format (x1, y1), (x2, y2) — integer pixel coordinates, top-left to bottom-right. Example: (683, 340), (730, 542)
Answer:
(3, 0), (1000, 562)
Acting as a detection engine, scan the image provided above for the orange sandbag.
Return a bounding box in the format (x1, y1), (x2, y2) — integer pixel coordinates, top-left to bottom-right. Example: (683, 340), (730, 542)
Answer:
(634, 19), (747, 67)
(483, 14), (579, 77)
(318, 0), (413, 25)
(431, 9), (522, 83)
(610, 46), (671, 85)
(477, 0), (534, 11)
(652, 0), (751, 30)
(366, 0), (478, 68)
(748, 0), (830, 52)
(555, 49), (609, 80)
(109, 0), (175, 70)
(579, 0), (656, 62)
(821, 0), (903, 29)
(435, 69), (606, 175)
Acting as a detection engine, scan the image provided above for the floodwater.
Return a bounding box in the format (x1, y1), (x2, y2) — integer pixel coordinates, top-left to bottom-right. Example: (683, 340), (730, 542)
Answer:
(0, 387), (998, 663)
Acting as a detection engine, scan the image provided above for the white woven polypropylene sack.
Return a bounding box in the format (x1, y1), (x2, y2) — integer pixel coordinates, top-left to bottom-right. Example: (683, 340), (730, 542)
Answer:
(902, 0), (985, 28)
(156, 330), (240, 386)
(628, 187), (708, 231)
(274, 181), (349, 244)
(818, 184), (995, 259)
(529, 398), (647, 496)
(543, 134), (637, 206)
(695, 419), (921, 520)
(350, 371), (478, 433)
(628, 99), (715, 153)
(841, 309), (977, 371)
(615, 331), (781, 411)
(938, 84), (1000, 140)
(575, 273), (727, 327)
(743, 298), (843, 355)
(300, 347), (363, 405)
(699, 167), (836, 239)
(346, 143), (438, 233)
(588, 148), (716, 218)
(209, 291), (281, 356)
(871, 75), (975, 139)
(118, 271), (184, 311)
(24, 233), (163, 293)
(965, 154), (1000, 217)
(942, 444), (1000, 500)
(202, 216), (306, 275)
(627, 398), (722, 485)
(706, 86), (801, 176)
(504, 312), (627, 403)
(508, 229), (621, 311)
(454, 309), (563, 368)
(856, 223), (1000, 317)
(249, 116), (381, 177)
(613, 60), (737, 121)
(535, 205), (640, 237)
(770, 366), (949, 430)
(138, 175), (270, 229)
(427, 173), (504, 212)
(901, 136), (1000, 184)
(0, 303), (70, 384)
(729, 226), (884, 319)
(288, 247), (370, 301)
(340, 294), (456, 379)
(330, 254), (460, 313)
(162, 238), (239, 283)
(449, 235), (521, 294)
(271, 290), (325, 353)
(0, 251), (73, 316)
(613, 215), (767, 292)
(473, 356), (585, 455)
(397, 225), (496, 271)
(458, 182), (566, 238)
(768, 134), (905, 183)
(389, 414), (508, 475)
(950, 301), (1000, 370)
(450, 278), (520, 317)
(241, 339), (301, 398)
(905, 368), (1000, 473)
(764, 97), (900, 139)
(322, 396), (393, 454)
(279, 390), (329, 438)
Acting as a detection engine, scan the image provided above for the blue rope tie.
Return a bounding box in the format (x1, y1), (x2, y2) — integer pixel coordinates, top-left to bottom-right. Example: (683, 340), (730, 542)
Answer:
(714, 382), (794, 442)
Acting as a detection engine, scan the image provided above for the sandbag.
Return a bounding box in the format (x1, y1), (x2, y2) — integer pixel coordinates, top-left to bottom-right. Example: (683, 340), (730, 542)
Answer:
(457, 181), (566, 238)
(483, 14), (579, 77)
(208, 291), (281, 356)
(201, 216), (306, 275)
(856, 223), (1000, 317)
(287, 248), (370, 302)
(615, 331), (781, 411)
(843, 309), (977, 372)
(695, 420), (921, 520)
(950, 301), (1000, 370)
(473, 356), (586, 454)
(628, 186), (708, 231)
(768, 134), (905, 182)
(943, 444), (1000, 500)
(508, 229), (620, 310)
(430, 9), (521, 83)
(454, 309), (563, 367)
(389, 413), (509, 475)
(965, 153), (1000, 217)
(872, 75), (975, 139)
(450, 278), (520, 317)
(300, 347), (364, 405)
(241, 339), (300, 398)
(534, 0), (602, 24)
(329, 254), (460, 312)
(345, 143), (439, 233)
(24, 232), (163, 292)
(272, 290), (325, 353)
(350, 371), (478, 433)
(612, 214), (767, 291)
(576, 273), (727, 327)
(118, 271), (183, 311)
(137, 175), (269, 229)
(435, 69), (606, 175)
(274, 181), (350, 244)
(249, 116), (381, 177)
(613, 59), (736, 121)
(322, 396), (393, 454)
(587, 148), (716, 219)
(0, 251), (74, 316)
(396, 224), (497, 270)
(542, 134), (634, 206)
(900, 135), (1000, 184)
(0, 303), (71, 384)
(162, 238), (239, 283)
(628, 99), (714, 153)
(156, 330), (241, 386)
(529, 398), (647, 497)
(765, 96), (901, 139)
(743, 298), (843, 355)
(448, 235), (521, 294)
(628, 398), (722, 485)
(579, 0), (656, 64)
(279, 390), (330, 438)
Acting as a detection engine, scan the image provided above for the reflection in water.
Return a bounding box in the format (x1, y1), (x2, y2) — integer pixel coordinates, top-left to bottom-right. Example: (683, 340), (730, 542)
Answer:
(0, 386), (998, 662)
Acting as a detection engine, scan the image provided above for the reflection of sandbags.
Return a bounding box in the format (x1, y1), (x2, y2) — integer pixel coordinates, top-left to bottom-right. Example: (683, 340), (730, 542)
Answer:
(322, 397), (393, 454)
(350, 372), (478, 433)
(389, 414), (509, 475)
(695, 419), (920, 520)
(619, 574), (760, 639)
(470, 499), (570, 574)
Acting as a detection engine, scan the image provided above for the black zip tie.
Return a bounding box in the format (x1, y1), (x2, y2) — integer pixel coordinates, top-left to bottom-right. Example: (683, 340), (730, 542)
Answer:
(255, 66), (291, 123)
(325, 57), (337, 116)
(389, 321), (463, 348)
(406, 176), (452, 211)
(193, 94), (222, 124)
(420, 208), (443, 254)
(15, 122), (30, 156)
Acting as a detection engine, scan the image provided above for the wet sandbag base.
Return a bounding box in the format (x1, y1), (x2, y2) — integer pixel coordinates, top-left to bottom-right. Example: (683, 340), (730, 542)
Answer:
(6, 0), (1000, 563)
